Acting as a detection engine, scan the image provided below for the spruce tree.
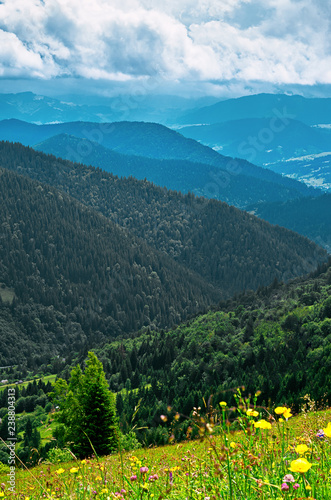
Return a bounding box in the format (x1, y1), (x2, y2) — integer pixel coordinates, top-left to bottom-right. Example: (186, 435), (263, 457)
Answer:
(52, 352), (119, 457)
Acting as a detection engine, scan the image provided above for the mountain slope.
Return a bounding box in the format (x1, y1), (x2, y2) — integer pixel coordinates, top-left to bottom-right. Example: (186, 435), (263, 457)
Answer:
(0, 167), (219, 367)
(33, 133), (316, 208)
(95, 259), (331, 445)
(0, 141), (327, 297)
(246, 194), (331, 252)
(178, 93), (331, 126)
(179, 118), (331, 166)
(266, 152), (331, 191)
(0, 119), (319, 204)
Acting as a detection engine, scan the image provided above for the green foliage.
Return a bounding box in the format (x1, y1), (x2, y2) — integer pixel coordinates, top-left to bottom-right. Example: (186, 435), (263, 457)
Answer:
(46, 447), (73, 464)
(119, 431), (142, 451)
(53, 352), (119, 458)
(95, 260), (331, 445)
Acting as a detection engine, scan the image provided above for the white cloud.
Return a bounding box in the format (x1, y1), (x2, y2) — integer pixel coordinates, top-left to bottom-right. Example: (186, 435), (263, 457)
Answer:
(0, 0), (330, 87)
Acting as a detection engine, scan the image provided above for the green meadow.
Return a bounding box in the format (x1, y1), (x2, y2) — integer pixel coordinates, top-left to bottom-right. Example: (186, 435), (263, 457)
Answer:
(2, 402), (331, 500)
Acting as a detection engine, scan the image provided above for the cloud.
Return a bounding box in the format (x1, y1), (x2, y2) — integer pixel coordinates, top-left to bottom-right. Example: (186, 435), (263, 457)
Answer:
(0, 0), (330, 87)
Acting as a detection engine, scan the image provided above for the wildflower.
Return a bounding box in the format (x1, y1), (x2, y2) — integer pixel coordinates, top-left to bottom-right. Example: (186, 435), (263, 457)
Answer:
(316, 429), (325, 439)
(219, 401), (227, 407)
(56, 468), (65, 474)
(281, 483), (289, 491)
(289, 458), (312, 473)
(293, 483), (300, 490)
(140, 466), (149, 473)
(0, 494), (4, 498)
(230, 442), (237, 448)
(283, 408), (292, 420)
(149, 474), (159, 482)
(101, 488), (108, 494)
(81, 459), (86, 465)
(130, 475), (137, 481)
(283, 474), (295, 483)
(70, 467), (79, 473)
(275, 406), (287, 414)
(254, 419), (272, 429)
(295, 444), (310, 454)
(160, 415), (167, 422)
(247, 409), (259, 417)
(323, 422), (331, 438)
(96, 475), (102, 481)
(120, 489), (126, 494)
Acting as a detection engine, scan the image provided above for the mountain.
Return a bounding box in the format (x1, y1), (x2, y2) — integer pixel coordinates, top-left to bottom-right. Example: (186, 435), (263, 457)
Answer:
(0, 119), (319, 207)
(246, 193), (331, 253)
(33, 133), (317, 208)
(95, 258), (331, 445)
(0, 92), (105, 123)
(266, 152), (331, 191)
(0, 167), (219, 367)
(178, 118), (331, 167)
(0, 92), (219, 125)
(0, 141), (326, 297)
(178, 93), (331, 126)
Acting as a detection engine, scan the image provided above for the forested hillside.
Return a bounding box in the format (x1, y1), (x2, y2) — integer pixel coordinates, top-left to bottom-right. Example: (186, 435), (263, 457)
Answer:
(0, 120), (319, 206)
(34, 133), (315, 207)
(247, 194), (331, 252)
(94, 260), (331, 445)
(0, 141), (326, 296)
(0, 168), (219, 367)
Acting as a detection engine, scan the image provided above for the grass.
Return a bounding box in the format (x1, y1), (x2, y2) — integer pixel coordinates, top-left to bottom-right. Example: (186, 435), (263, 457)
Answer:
(0, 374), (57, 392)
(1, 402), (331, 499)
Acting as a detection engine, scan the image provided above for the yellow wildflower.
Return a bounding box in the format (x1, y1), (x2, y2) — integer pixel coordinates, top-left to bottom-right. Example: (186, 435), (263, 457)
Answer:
(0, 493), (4, 498)
(70, 467), (79, 474)
(275, 406), (287, 414)
(254, 419), (272, 429)
(219, 401), (227, 407)
(230, 442), (237, 448)
(96, 475), (102, 481)
(323, 422), (331, 438)
(283, 409), (292, 420)
(81, 459), (86, 465)
(247, 409), (259, 417)
(56, 468), (65, 474)
(289, 458), (312, 473)
(295, 444), (310, 454)
(101, 488), (109, 494)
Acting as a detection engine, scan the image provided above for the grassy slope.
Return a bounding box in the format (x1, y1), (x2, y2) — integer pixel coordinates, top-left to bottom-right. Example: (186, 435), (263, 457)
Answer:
(5, 407), (331, 498)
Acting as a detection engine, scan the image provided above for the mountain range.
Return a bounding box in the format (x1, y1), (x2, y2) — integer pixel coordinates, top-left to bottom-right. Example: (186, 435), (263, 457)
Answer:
(0, 141), (328, 368)
(0, 119), (319, 208)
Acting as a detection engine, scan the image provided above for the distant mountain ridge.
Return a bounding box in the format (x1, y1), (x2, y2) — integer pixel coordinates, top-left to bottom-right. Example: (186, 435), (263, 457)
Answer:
(178, 93), (331, 126)
(0, 119), (319, 209)
(179, 118), (331, 167)
(33, 132), (317, 208)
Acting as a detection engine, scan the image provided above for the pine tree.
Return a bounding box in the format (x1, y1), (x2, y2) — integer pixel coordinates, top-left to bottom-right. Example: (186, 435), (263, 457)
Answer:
(51, 352), (119, 458)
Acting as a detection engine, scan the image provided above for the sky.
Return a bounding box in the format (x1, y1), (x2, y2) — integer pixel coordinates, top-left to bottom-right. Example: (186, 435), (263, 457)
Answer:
(0, 0), (331, 97)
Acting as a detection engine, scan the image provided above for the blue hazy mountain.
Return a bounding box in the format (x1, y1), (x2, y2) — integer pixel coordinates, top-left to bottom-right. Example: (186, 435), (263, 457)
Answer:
(178, 118), (331, 167)
(0, 92), (218, 125)
(177, 93), (331, 126)
(32, 132), (316, 208)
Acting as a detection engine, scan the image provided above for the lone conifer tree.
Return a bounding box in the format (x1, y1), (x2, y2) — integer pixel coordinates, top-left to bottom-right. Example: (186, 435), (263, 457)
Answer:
(52, 352), (119, 457)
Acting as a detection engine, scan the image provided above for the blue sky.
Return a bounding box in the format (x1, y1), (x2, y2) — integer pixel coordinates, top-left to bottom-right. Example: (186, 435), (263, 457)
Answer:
(0, 0), (331, 97)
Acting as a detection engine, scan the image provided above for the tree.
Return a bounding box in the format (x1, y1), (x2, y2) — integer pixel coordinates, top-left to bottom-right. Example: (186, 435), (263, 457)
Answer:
(52, 352), (119, 457)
